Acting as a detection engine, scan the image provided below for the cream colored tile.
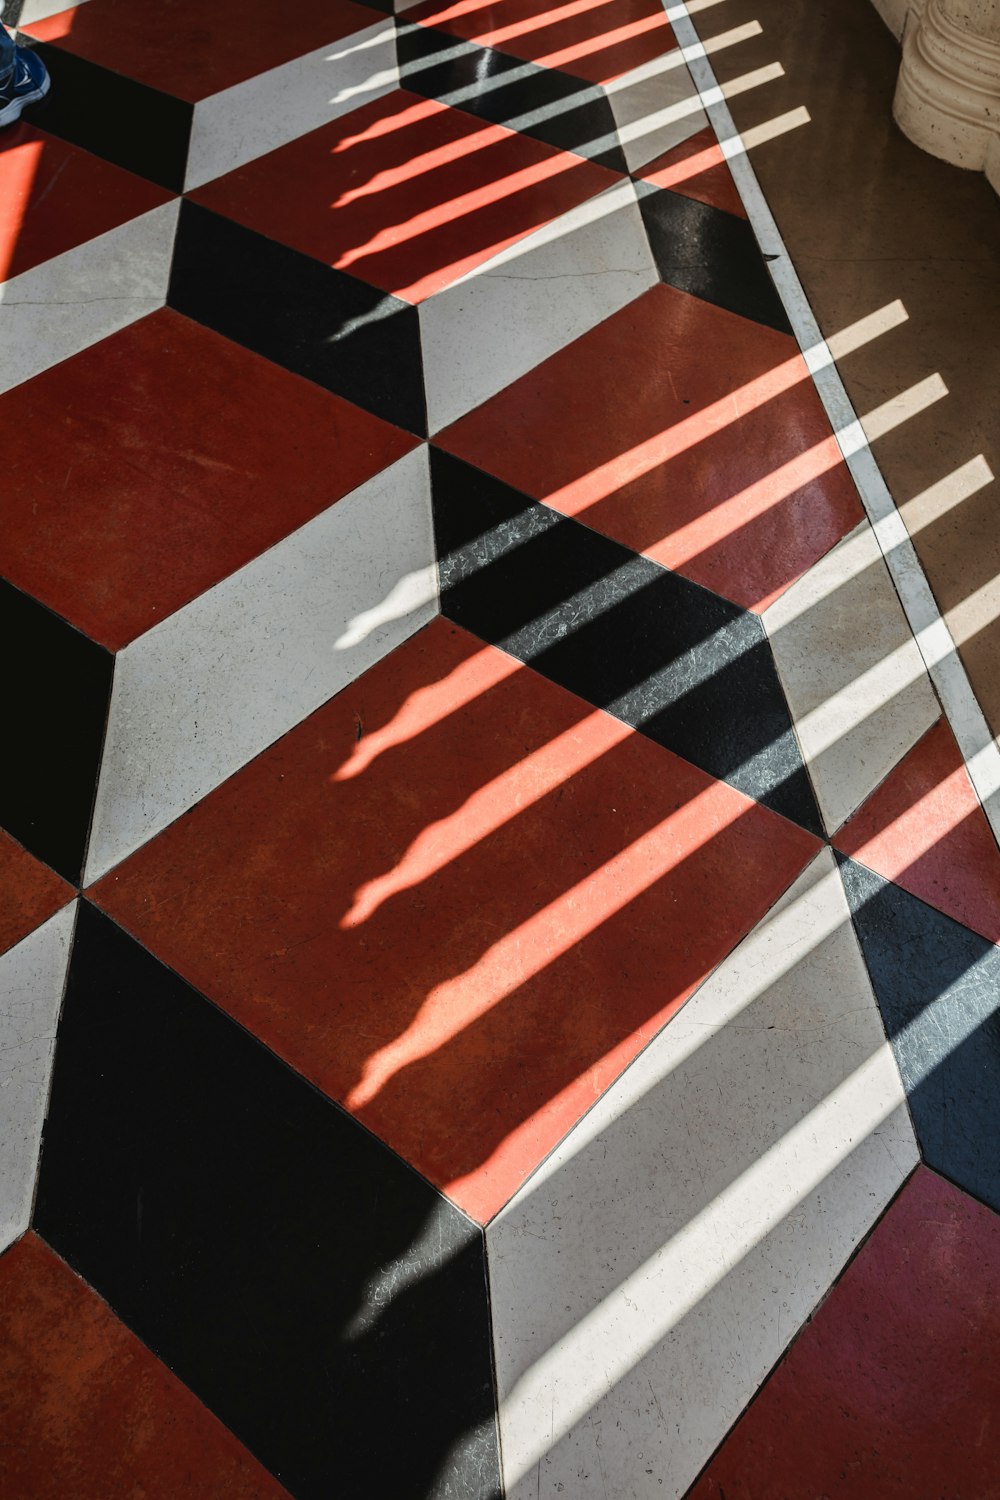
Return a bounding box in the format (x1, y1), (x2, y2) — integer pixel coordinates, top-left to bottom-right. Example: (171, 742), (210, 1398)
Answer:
(488, 849), (916, 1500)
(763, 520), (940, 832)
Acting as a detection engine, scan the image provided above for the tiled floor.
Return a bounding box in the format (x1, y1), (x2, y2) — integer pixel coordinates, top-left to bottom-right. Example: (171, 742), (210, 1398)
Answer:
(2, 0), (999, 1495)
(699, 0), (1000, 747)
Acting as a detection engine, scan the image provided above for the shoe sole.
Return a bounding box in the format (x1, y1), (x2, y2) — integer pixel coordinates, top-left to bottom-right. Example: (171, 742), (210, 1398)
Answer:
(0, 68), (51, 128)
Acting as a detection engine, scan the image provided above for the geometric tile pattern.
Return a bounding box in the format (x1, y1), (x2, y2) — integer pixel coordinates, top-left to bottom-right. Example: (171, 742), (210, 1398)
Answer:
(436, 285), (862, 607)
(433, 449), (825, 832)
(34, 902), (500, 1498)
(26, 0), (399, 189)
(91, 618), (821, 1222)
(489, 848), (917, 1498)
(0, 901), (75, 1251)
(688, 1167), (1000, 1499)
(764, 520), (941, 835)
(0, 1233), (289, 1497)
(839, 854), (1000, 1218)
(2, 0), (999, 1492)
(836, 715), (1000, 945)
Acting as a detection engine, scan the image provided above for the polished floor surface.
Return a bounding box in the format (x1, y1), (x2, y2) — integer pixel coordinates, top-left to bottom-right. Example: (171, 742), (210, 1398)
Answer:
(2, 0), (999, 1495)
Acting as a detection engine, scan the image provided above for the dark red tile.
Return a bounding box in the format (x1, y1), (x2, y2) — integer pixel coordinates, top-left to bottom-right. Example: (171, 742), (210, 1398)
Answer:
(0, 831), (72, 956)
(92, 618), (817, 1221)
(0, 123), (170, 282)
(438, 283), (863, 611)
(690, 1167), (1000, 1500)
(835, 717), (1000, 947)
(0, 1233), (289, 1497)
(406, 0), (676, 85)
(26, 0), (381, 103)
(0, 308), (416, 650)
(191, 91), (619, 304)
(638, 125), (747, 219)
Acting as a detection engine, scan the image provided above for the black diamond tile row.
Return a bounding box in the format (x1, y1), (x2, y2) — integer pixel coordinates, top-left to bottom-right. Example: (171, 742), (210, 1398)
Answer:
(25, 39), (193, 192)
(168, 201), (428, 436)
(396, 22), (628, 172)
(35, 902), (502, 1500)
(432, 448), (823, 836)
(1, 579), (113, 885)
(839, 854), (1000, 1218)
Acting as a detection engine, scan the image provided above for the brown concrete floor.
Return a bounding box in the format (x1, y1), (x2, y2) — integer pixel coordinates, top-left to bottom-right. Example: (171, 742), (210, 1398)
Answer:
(691, 0), (1000, 734)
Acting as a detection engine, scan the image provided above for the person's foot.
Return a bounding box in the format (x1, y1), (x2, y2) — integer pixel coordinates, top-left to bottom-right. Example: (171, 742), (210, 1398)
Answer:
(0, 46), (50, 128)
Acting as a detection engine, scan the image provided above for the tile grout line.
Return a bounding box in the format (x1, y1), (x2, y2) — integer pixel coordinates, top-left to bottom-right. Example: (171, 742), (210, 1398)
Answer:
(664, 0), (1000, 849)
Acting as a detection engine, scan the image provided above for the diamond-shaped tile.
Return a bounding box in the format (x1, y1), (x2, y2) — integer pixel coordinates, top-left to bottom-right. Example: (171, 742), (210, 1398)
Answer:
(0, 1233), (291, 1496)
(437, 283), (862, 611)
(24, 0), (396, 189)
(0, 312), (434, 885)
(91, 616), (818, 1221)
(1, 309), (417, 652)
(420, 178), (658, 431)
(0, 830), (72, 959)
(0, 904), (75, 1252)
(840, 854), (1000, 1215)
(765, 521), (940, 835)
(433, 449), (824, 832)
(688, 1168), (1000, 1500)
(190, 90), (620, 304)
(489, 848), (915, 1498)
(396, 22), (628, 171)
(638, 124), (747, 217)
(34, 902), (500, 1497)
(403, 0), (676, 85)
(0, 124), (176, 393)
(836, 717), (1000, 947)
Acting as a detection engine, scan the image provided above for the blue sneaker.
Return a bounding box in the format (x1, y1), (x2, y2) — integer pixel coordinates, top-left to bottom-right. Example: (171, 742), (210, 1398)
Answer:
(0, 46), (50, 128)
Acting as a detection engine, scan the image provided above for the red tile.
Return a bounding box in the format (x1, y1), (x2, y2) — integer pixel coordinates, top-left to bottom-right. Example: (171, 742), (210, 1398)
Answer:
(26, 0), (380, 103)
(0, 832), (72, 957)
(0, 124), (170, 282)
(92, 619), (818, 1222)
(407, 0), (676, 85)
(0, 309), (415, 650)
(689, 1167), (1000, 1500)
(0, 1233), (288, 1497)
(638, 126), (747, 219)
(835, 718), (1000, 946)
(191, 91), (619, 304)
(438, 284), (863, 611)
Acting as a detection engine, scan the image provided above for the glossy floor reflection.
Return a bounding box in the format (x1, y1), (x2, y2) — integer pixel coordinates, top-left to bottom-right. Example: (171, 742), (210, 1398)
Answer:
(2, 0), (1000, 1495)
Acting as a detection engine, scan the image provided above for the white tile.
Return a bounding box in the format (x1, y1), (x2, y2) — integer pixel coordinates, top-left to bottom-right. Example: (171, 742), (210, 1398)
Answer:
(0, 902), (75, 1253)
(421, 180), (658, 433)
(605, 50), (706, 175)
(6, 0), (90, 22)
(0, 199), (178, 394)
(185, 20), (398, 189)
(763, 520), (940, 834)
(85, 446), (437, 882)
(488, 848), (916, 1500)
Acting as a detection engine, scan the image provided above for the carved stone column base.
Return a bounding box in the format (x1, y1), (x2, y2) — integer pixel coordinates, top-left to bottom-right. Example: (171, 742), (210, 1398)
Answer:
(894, 0), (1000, 173)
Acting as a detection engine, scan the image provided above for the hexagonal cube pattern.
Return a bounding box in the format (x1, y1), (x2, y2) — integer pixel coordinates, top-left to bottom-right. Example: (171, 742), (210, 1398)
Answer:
(3, 0), (999, 1495)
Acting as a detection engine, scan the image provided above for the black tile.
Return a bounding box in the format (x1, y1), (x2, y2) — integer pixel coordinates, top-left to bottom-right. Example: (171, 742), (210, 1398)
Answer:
(169, 201), (427, 436)
(838, 854), (1000, 1216)
(25, 40), (192, 193)
(432, 448), (821, 833)
(636, 182), (792, 334)
(35, 902), (501, 1500)
(0, 580), (113, 885)
(396, 21), (628, 174)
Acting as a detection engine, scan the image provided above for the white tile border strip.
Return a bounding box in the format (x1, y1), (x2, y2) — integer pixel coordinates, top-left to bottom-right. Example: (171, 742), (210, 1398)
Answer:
(663, 0), (1000, 845)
